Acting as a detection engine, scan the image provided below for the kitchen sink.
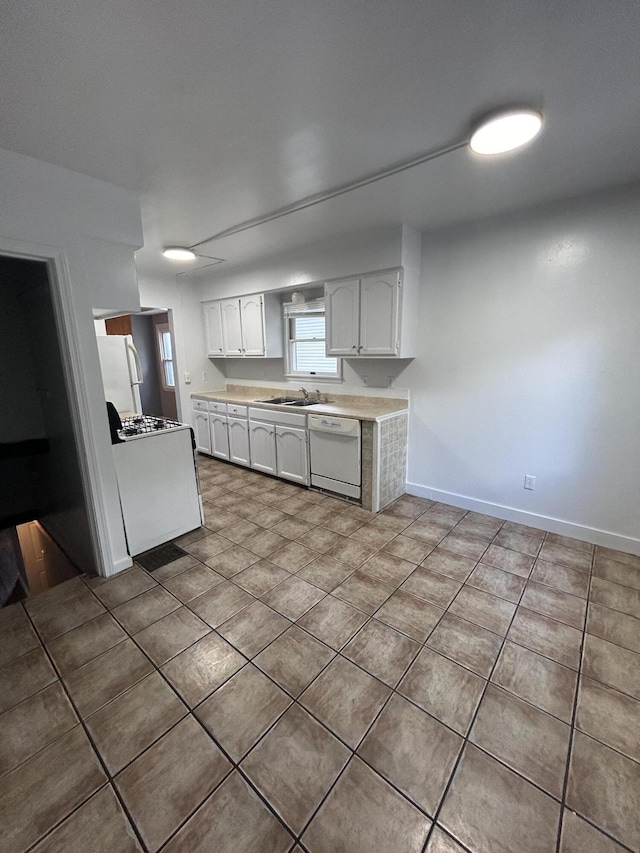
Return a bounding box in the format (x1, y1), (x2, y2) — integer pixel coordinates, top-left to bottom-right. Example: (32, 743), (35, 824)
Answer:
(257, 396), (320, 407)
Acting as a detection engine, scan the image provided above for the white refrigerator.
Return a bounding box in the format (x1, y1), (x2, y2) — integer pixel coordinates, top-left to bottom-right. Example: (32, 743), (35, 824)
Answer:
(96, 334), (143, 415)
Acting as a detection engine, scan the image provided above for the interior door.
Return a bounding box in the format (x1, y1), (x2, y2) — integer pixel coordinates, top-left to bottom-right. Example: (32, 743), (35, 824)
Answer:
(221, 299), (243, 355)
(359, 273), (399, 356)
(325, 279), (360, 356)
(240, 295), (265, 355)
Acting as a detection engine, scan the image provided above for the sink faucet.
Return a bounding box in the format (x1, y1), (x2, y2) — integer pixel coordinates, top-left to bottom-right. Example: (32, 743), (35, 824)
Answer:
(299, 387), (309, 402)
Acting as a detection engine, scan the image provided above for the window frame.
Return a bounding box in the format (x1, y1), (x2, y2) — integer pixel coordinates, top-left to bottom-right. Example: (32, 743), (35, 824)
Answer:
(156, 323), (176, 391)
(282, 299), (342, 381)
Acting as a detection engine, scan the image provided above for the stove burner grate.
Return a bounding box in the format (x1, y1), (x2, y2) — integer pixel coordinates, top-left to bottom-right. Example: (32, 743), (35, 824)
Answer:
(119, 415), (184, 437)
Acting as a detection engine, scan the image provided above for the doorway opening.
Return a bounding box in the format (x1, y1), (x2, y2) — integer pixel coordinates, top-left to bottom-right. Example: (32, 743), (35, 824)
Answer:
(97, 310), (178, 419)
(0, 255), (94, 606)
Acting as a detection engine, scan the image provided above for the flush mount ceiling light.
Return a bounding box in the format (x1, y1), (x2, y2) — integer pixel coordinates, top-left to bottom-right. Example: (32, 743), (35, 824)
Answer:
(162, 246), (197, 261)
(469, 109), (543, 155)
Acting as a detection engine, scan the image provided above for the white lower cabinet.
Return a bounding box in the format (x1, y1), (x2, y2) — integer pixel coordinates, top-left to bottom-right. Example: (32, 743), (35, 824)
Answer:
(276, 425), (308, 485)
(248, 420), (277, 475)
(228, 416), (250, 467)
(193, 401), (211, 454)
(209, 413), (230, 460)
(197, 400), (309, 486)
(249, 407), (308, 484)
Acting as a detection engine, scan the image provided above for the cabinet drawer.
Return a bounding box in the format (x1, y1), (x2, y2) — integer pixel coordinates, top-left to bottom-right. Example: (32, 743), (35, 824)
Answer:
(248, 407), (307, 429)
(227, 403), (248, 418)
(208, 401), (227, 414)
(192, 398), (209, 412)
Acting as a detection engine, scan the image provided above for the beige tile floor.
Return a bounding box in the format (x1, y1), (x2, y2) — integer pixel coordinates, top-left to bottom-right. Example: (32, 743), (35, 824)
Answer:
(1, 455), (639, 852)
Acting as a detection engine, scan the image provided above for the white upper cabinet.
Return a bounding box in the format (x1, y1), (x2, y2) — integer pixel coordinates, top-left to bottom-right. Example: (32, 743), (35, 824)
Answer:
(240, 295), (265, 356)
(325, 279), (360, 356)
(204, 301), (224, 357)
(221, 299), (244, 355)
(202, 292), (283, 358)
(359, 273), (399, 356)
(325, 269), (415, 357)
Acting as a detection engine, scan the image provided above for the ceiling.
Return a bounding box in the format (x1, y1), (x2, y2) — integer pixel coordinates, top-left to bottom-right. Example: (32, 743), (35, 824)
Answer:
(2, 0), (639, 281)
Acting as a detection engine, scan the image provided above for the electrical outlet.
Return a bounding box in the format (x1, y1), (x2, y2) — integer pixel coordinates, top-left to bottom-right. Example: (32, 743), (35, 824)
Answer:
(202, 371), (208, 382)
(387, 376), (395, 389)
(524, 474), (536, 490)
(362, 376), (368, 387)
(184, 372), (191, 384)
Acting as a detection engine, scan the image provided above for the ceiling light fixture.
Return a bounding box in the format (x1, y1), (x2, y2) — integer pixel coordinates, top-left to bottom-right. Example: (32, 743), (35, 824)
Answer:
(469, 109), (543, 155)
(162, 246), (197, 261)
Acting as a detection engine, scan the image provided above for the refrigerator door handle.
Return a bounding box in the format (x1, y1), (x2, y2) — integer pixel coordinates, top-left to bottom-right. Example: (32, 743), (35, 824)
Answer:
(127, 341), (144, 385)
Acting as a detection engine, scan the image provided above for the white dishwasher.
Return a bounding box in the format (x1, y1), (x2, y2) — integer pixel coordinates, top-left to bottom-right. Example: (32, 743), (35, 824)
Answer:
(308, 414), (361, 500)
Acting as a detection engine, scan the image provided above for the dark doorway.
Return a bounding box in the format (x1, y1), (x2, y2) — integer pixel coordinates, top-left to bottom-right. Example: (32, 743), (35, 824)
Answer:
(0, 256), (95, 604)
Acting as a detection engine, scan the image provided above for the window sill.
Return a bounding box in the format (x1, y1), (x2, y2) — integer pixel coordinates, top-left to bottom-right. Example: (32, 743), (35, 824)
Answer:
(284, 374), (343, 383)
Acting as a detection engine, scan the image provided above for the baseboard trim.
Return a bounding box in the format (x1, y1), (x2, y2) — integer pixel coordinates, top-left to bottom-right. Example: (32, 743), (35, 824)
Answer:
(405, 482), (640, 557)
(104, 553), (134, 578)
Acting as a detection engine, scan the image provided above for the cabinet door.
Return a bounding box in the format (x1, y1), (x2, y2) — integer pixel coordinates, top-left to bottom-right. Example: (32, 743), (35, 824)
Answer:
(221, 299), (243, 355)
(209, 414), (229, 460)
(204, 302), (224, 357)
(240, 296), (265, 356)
(276, 425), (308, 485)
(359, 273), (399, 356)
(249, 421), (277, 475)
(325, 279), (360, 356)
(228, 417), (250, 467)
(193, 410), (212, 454)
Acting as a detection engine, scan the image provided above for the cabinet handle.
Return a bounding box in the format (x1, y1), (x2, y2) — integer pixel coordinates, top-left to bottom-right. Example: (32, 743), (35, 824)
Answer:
(351, 344), (357, 349)
(238, 348), (242, 352)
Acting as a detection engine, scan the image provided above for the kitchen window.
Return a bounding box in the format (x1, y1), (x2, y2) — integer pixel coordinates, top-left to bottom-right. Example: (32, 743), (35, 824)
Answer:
(284, 299), (340, 379)
(156, 324), (175, 389)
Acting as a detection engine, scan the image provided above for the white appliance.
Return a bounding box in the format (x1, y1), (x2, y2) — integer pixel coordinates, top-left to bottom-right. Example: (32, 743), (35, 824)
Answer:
(308, 414), (361, 500)
(112, 415), (203, 556)
(96, 334), (143, 415)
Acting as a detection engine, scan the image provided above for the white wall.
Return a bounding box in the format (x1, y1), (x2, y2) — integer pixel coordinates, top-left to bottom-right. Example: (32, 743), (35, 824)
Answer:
(0, 147), (143, 575)
(405, 185), (640, 553)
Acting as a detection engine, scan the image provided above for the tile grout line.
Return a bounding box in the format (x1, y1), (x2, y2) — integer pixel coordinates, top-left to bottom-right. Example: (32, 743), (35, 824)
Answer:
(263, 507), (493, 848)
(287, 505), (502, 847)
(19, 603), (151, 853)
(418, 528), (539, 853)
(553, 544), (584, 853)
(551, 548), (637, 853)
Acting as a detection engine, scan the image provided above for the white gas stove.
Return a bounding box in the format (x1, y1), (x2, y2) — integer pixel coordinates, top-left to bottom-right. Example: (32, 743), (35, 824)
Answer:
(112, 414), (203, 555)
(118, 414), (188, 441)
